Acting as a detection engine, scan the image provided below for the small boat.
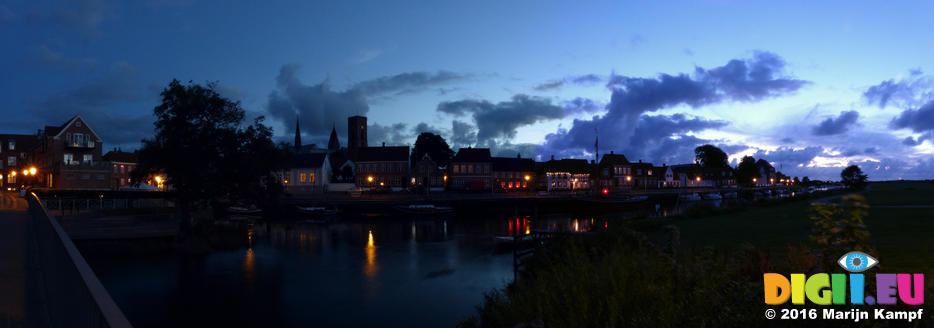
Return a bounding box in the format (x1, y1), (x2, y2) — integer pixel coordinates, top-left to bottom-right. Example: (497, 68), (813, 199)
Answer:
(763, 190), (772, 196)
(228, 206), (262, 214)
(679, 193), (702, 201)
(296, 206), (338, 216)
(394, 204), (454, 215)
(702, 193), (723, 200)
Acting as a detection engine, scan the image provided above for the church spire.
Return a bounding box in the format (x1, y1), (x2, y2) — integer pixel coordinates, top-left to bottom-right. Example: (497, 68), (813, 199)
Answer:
(294, 115), (301, 151)
(328, 122), (341, 151)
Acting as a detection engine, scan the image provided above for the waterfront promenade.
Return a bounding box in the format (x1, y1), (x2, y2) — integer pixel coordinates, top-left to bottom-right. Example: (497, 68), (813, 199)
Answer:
(0, 192), (28, 327)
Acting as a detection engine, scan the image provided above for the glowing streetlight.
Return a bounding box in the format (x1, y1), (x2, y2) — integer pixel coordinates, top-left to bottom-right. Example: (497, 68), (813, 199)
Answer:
(11, 171), (16, 177)
(626, 176), (632, 182)
(22, 170), (28, 176)
(524, 175), (530, 181)
(367, 176), (374, 182)
(695, 176), (701, 182)
(752, 178), (757, 183)
(29, 167), (36, 175)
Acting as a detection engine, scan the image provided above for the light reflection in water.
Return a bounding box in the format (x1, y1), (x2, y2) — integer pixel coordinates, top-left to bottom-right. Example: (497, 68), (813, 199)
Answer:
(243, 247), (256, 294)
(364, 230), (378, 278)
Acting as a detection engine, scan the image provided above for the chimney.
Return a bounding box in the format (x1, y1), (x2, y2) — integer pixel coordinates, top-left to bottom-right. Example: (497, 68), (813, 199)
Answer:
(610, 151), (613, 154)
(550, 155), (555, 160)
(382, 142), (386, 147)
(517, 153), (521, 159)
(639, 159), (642, 163)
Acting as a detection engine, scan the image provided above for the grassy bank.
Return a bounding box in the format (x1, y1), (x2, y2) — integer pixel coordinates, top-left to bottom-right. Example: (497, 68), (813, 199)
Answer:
(462, 181), (934, 327)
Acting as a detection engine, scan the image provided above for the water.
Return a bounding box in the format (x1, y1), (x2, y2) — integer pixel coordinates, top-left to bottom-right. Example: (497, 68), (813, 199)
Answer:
(85, 215), (605, 328)
(83, 195), (768, 327)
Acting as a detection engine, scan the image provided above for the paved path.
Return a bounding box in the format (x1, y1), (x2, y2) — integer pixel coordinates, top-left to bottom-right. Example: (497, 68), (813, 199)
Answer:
(0, 192), (28, 327)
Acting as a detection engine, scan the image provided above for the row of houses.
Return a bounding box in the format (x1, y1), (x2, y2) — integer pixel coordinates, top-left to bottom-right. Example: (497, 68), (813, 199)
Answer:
(0, 115), (151, 191)
(1, 114), (780, 194)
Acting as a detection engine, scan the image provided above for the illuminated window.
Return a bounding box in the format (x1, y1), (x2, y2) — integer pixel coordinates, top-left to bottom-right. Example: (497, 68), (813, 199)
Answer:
(310, 173), (315, 184)
(300, 173), (307, 183)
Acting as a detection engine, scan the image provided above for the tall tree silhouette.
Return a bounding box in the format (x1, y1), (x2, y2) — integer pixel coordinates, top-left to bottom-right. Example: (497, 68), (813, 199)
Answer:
(694, 144), (729, 168)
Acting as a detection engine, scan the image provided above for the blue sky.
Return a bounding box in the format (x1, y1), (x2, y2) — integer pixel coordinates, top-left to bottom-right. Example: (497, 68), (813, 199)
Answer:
(2, 0), (934, 180)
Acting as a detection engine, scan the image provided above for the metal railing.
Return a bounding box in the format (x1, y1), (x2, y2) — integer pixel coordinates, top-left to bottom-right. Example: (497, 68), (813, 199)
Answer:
(25, 192), (133, 328)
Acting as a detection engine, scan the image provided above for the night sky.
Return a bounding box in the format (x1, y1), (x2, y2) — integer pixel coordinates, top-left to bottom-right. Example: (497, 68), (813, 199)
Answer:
(3, 1), (934, 180)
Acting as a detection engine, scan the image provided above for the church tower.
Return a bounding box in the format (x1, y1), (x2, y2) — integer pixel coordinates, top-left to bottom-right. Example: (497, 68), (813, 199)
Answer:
(327, 123), (341, 151)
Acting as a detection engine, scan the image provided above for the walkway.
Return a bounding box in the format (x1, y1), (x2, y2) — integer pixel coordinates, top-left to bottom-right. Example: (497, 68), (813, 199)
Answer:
(0, 192), (29, 327)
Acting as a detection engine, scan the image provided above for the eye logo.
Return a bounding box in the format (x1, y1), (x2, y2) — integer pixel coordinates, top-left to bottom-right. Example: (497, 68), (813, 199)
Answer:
(837, 251), (878, 272)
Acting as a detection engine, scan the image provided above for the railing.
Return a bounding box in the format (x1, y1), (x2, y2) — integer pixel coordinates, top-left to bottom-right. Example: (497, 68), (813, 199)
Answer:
(25, 192), (133, 328)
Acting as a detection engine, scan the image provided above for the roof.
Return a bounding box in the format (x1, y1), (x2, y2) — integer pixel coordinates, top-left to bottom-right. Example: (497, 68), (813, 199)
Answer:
(452, 148), (492, 162)
(0, 134), (39, 153)
(48, 115), (102, 141)
(599, 153), (630, 166)
(542, 158), (592, 174)
(103, 150), (138, 163)
(491, 157), (535, 172)
(327, 126), (341, 150)
(353, 146), (409, 162)
(293, 153), (328, 168)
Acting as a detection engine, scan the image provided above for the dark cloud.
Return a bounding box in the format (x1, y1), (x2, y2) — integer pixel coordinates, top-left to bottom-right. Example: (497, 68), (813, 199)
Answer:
(812, 110), (859, 136)
(368, 123), (410, 146)
(571, 74), (602, 86)
(352, 71), (469, 96)
(267, 64), (468, 142)
(267, 64), (368, 143)
(533, 80), (564, 91)
(753, 146), (824, 170)
(542, 51), (807, 159)
(11, 62), (154, 148)
(901, 133), (931, 147)
(864, 70), (933, 108)
(890, 100), (934, 132)
(437, 94), (564, 144)
(563, 97), (603, 115)
(780, 137), (794, 143)
(413, 122), (442, 135)
(864, 147), (878, 154)
(450, 120), (477, 148)
(533, 74), (604, 91)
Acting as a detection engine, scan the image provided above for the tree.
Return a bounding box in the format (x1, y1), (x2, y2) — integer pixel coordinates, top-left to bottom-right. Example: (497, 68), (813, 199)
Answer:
(840, 165), (868, 190)
(694, 144), (729, 168)
(802, 176), (811, 186)
(133, 80), (291, 232)
(410, 132), (454, 168)
(735, 156), (759, 186)
(792, 177), (800, 185)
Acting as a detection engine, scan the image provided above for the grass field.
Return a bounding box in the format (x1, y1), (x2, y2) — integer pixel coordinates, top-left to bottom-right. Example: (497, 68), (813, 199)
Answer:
(638, 181), (934, 273)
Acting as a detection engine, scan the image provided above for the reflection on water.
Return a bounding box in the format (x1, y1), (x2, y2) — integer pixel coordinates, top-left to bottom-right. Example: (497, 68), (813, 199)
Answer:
(364, 229), (378, 278)
(86, 211), (649, 328)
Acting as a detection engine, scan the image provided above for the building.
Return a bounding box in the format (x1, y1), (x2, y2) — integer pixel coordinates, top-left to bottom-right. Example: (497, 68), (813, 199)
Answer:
(412, 153), (445, 190)
(32, 116), (111, 190)
(491, 154), (535, 191)
(448, 148), (492, 191)
(348, 116), (367, 151)
(702, 166), (736, 187)
(659, 165), (679, 188)
(541, 158), (592, 192)
(0, 134), (39, 189)
(630, 160), (658, 190)
(756, 159), (777, 186)
(327, 124), (341, 152)
(354, 144), (409, 190)
(284, 153), (330, 194)
(596, 152), (632, 190)
(102, 149), (139, 189)
(671, 164), (714, 188)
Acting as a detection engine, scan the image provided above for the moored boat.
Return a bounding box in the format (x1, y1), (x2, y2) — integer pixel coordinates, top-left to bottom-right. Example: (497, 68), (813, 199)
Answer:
(296, 206), (339, 216)
(228, 206), (262, 214)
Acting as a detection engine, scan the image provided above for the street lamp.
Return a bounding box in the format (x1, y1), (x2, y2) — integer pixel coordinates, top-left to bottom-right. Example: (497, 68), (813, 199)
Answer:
(367, 176), (374, 183)
(29, 167), (36, 175)
(524, 175), (530, 181)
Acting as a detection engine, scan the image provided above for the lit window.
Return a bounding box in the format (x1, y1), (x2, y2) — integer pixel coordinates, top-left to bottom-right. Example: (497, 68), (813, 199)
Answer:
(300, 173), (307, 183)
